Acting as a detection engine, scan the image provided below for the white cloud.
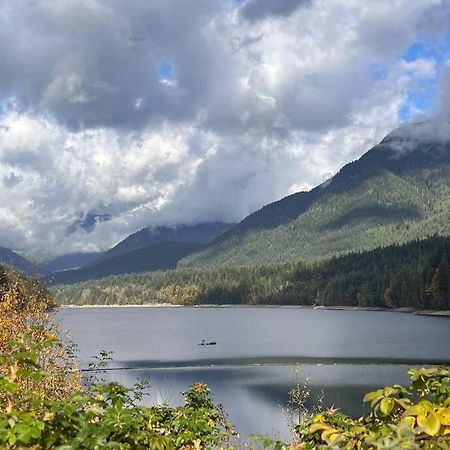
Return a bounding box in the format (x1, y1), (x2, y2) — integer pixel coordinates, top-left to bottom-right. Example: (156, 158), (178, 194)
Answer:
(0, 0), (448, 258)
(401, 58), (437, 79)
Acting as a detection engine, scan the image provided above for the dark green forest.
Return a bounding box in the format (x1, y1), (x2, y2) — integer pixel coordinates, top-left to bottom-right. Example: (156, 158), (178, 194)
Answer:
(53, 234), (450, 310)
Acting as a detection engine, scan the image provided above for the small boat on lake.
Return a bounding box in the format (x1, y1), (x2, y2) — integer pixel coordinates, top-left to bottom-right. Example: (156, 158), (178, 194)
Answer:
(199, 339), (217, 346)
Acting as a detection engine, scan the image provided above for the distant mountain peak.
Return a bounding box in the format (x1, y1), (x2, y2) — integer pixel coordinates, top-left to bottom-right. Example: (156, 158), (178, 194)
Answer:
(45, 222), (235, 283)
(46, 241), (206, 285)
(382, 119), (450, 149)
(89, 221), (235, 266)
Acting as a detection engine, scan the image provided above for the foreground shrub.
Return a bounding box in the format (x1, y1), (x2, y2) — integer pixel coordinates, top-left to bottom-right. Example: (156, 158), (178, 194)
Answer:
(0, 267), (80, 410)
(0, 337), (233, 449)
(253, 367), (450, 449)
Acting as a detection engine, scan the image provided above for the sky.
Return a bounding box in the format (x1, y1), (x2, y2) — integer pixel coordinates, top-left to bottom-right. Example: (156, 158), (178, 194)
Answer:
(0, 0), (449, 259)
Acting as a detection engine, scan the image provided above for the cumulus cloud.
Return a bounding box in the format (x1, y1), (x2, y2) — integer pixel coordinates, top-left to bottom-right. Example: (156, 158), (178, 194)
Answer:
(0, 0), (448, 258)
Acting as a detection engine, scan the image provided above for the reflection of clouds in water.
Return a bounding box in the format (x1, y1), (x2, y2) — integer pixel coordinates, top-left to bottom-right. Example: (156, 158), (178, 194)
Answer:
(99, 364), (410, 439)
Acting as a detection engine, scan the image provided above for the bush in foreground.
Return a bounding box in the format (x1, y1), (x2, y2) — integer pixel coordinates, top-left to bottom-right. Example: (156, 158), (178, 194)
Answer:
(0, 266), (80, 411)
(2, 337), (449, 448)
(252, 366), (450, 449)
(0, 338), (232, 448)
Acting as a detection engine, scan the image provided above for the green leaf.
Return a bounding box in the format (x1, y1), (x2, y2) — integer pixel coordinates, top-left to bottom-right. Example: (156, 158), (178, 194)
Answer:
(383, 387), (397, 397)
(418, 399), (434, 413)
(395, 398), (412, 410)
(404, 404), (425, 417)
(363, 390), (382, 403)
(399, 416), (415, 428)
(380, 397), (394, 416)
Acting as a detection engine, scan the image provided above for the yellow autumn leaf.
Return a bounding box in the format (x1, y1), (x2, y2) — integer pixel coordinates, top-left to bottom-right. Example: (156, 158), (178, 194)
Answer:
(437, 407), (450, 426)
(329, 433), (341, 444)
(404, 404), (425, 417)
(417, 413), (441, 436)
(309, 423), (332, 433)
(312, 413), (325, 423)
(321, 428), (339, 441)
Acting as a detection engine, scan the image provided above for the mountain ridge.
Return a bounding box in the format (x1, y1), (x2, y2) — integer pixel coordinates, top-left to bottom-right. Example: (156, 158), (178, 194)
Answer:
(0, 247), (40, 275)
(181, 122), (450, 268)
(90, 222), (235, 266)
(46, 241), (205, 285)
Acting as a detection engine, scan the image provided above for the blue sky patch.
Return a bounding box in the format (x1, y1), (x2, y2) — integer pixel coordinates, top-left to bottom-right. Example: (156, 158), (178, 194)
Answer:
(157, 60), (176, 82)
(398, 32), (450, 121)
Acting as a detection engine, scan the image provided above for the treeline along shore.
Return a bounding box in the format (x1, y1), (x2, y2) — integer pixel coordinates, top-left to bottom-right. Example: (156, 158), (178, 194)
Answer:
(52, 234), (450, 310)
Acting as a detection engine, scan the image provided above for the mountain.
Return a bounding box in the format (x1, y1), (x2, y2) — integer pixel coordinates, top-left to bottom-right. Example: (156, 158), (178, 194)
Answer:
(0, 247), (36, 275)
(47, 241), (205, 285)
(181, 121), (450, 268)
(89, 222), (234, 265)
(43, 252), (103, 273)
(53, 234), (450, 310)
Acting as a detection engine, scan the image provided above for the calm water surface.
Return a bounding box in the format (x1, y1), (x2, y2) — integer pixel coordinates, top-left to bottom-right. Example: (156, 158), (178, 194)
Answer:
(58, 307), (450, 439)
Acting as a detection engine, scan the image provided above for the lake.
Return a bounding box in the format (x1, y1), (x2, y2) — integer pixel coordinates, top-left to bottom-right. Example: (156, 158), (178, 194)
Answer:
(58, 306), (450, 439)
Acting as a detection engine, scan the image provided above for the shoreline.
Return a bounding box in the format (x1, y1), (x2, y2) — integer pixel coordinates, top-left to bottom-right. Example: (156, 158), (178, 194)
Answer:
(58, 303), (450, 316)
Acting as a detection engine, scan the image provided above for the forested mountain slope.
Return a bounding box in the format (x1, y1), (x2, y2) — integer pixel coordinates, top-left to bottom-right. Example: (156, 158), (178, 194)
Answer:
(46, 241), (205, 285)
(53, 234), (450, 310)
(43, 252), (103, 272)
(90, 222), (233, 265)
(181, 122), (450, 267)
